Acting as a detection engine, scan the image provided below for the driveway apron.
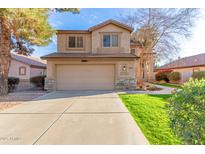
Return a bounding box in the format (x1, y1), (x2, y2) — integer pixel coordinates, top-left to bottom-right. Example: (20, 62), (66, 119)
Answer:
(0, 91), (148, 145)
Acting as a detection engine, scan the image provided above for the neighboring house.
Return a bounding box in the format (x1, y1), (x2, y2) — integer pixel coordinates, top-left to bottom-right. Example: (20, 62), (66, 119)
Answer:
(156, 53), (205, 82)
(9, 52), (46, 90)
(41, 19), (155, 91)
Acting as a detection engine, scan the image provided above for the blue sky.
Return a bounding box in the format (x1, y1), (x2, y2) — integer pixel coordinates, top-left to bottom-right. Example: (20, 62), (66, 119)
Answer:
(33, 8), (205, 59)
(33, 8), (127, 56)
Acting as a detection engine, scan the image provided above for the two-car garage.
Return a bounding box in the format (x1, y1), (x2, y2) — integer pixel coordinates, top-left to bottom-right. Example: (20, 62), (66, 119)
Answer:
(56, 65), (115, 90)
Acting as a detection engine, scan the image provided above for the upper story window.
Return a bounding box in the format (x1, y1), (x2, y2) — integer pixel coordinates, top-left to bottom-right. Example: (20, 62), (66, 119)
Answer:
(19, 66), (26, 76)
(68, 36), (83, 48)
(103, 34), (118, 48)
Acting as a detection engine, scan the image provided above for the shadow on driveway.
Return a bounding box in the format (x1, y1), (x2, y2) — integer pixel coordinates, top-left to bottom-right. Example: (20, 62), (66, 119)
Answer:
(32, 90), (118, 101)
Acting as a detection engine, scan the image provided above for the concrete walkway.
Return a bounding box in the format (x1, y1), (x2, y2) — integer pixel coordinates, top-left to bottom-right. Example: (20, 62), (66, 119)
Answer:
(119, 84), (175, 95)
(0, 91), (148, 145)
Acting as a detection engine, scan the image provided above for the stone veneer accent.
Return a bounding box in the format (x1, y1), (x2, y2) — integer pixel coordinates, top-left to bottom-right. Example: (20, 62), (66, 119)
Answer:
(115, 78), (136, 90)
(45, 78), (136, 91)
(44, 78), (56, 91)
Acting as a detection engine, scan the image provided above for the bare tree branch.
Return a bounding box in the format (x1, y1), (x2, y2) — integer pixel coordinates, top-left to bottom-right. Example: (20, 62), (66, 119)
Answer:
(120, 8), (200, 64)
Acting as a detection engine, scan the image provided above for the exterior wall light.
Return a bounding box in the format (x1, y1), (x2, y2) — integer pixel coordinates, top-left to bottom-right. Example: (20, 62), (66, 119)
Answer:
(122, 65), (127, 72)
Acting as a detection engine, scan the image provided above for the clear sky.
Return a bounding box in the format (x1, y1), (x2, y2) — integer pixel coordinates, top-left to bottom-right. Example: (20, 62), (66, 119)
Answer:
(33, 8), (205, 60)
(179, 9), (205, 58)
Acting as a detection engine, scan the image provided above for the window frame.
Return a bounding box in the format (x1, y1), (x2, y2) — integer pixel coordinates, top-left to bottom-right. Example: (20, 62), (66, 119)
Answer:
(67, 35), (84, 49)
(102, 34), (119, 48)
(193, 68), (200, 72)
(19, 66), (26, 76)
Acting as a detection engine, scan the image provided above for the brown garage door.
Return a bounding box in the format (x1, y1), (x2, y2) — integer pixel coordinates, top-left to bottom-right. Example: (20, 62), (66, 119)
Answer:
(56, 65), (115, 90)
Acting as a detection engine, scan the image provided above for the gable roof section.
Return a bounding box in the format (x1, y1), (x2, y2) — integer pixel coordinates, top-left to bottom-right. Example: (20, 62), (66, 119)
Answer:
(88, 19), (134, 32)
(56, 19), (134, 34)
(11, 52), (46, 68)
(158, 53), (205, 70)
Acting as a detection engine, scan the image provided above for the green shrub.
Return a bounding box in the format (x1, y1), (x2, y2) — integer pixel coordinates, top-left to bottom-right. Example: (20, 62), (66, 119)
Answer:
(8, 77), (20, 92)
(192, 71), (205, 80)
(168, 78), (205, 144)
(155, 69), (173, 82)
(168, 72), (181, 82)
(155, 72), (167, 81)
(30, 75), (46, 88)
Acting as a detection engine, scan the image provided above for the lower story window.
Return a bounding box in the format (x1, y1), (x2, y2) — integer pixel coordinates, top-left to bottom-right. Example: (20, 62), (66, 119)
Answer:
(19, 66), (26, 75)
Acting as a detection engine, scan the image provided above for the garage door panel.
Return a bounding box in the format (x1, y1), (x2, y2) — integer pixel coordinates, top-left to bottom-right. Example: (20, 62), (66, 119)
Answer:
(56, 65), (114, 90)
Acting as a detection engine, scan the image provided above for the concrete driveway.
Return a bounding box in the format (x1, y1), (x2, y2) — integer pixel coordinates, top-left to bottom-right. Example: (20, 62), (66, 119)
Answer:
(0, 91), (148, 145)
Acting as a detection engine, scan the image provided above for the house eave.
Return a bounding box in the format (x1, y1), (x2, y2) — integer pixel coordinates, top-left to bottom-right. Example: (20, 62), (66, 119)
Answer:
(57, 30), (90, 34)
(88, 19), (134, 33)
(157, 64), (205, 70)
(41, 53), (139, 60)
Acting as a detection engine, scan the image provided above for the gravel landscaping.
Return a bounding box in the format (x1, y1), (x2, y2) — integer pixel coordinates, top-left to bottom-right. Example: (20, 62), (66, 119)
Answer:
(0, 90), (48, 111)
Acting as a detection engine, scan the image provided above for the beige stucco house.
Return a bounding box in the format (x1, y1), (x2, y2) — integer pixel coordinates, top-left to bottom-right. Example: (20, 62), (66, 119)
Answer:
(42, 19), (155, 91)
(156, 53), (205, 83)
(9, 52), (46, 89)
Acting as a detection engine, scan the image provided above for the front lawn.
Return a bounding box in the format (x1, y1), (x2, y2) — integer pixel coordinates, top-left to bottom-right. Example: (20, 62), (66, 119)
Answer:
(155, 83), (182, 89)
(119, 94), (181, 144)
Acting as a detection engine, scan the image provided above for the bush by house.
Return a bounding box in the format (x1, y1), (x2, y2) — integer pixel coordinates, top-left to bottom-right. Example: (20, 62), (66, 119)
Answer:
(192, 71), (205, 80)
(30, 75), (46, 89)
(8, 77), (20, 92)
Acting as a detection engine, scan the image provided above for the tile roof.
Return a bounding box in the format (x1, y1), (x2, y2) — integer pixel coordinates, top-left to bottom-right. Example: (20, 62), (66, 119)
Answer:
(158, 53), (205, 69)
(11, 52), (46, 68)
(41, 52), (138, 59)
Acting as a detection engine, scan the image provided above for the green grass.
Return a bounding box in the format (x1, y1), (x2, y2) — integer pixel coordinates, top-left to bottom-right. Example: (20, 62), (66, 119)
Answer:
(155, 83), (182, 89)
(119, 94), (181, 145)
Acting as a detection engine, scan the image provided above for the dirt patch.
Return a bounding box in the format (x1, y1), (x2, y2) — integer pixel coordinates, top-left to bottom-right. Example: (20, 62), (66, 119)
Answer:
(0, 90), (48, 111)
(0, 103), (20, 111)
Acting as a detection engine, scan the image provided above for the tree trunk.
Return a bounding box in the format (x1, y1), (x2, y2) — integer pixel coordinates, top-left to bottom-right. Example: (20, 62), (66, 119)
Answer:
(0, 18), (11, 96)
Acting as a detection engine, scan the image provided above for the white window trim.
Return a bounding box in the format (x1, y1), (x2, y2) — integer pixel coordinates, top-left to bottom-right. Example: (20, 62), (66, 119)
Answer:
(102, 34), (119, 48)
(67, 35), (84, 49)
(19, 66), (26, 76)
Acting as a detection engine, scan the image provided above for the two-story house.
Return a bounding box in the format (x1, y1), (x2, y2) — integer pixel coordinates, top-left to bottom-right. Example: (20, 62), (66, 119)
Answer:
(41, 19), (154, 91)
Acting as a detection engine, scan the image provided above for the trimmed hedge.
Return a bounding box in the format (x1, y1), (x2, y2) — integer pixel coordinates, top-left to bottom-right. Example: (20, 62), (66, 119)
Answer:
(168, 78), (205, 144)
(155, 69), (173, 82)
(192, 71), (205, 80)
(8, 77), (20, 92)
(30, 75), (46, 89)
(168, 72), (181, 82)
